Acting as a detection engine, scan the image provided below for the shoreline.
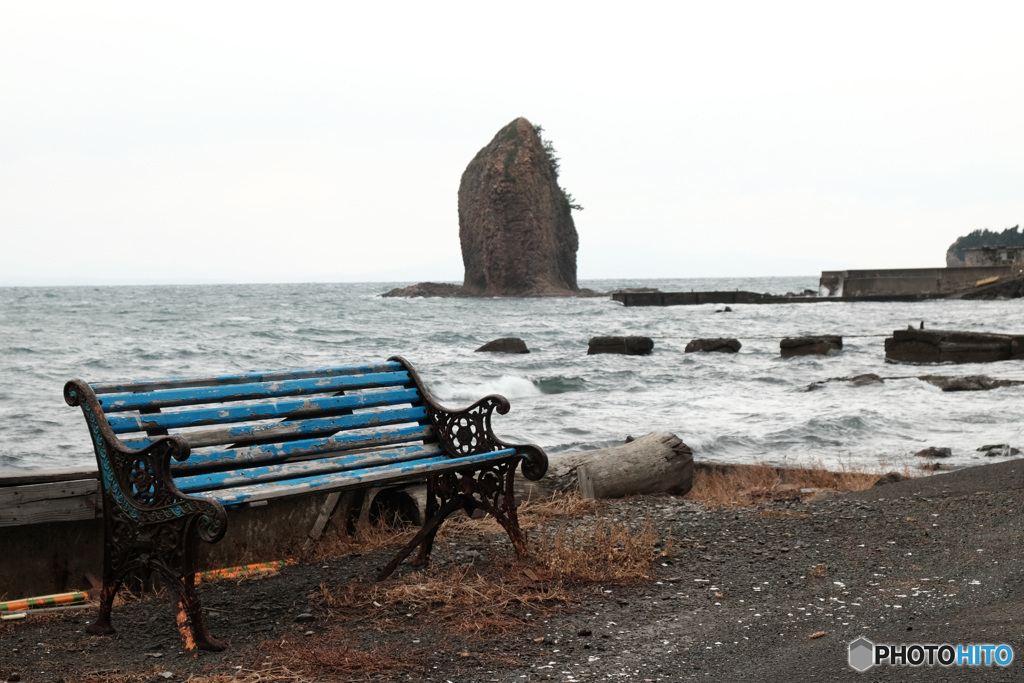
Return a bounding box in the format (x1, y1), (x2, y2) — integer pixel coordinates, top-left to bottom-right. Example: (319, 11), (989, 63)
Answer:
(0, 456), (992, 600)
(1, 458), (1021, 681)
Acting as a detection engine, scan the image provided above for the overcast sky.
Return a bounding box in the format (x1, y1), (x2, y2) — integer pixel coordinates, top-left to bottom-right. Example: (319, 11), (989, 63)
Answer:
(2, 1), (1022, 285)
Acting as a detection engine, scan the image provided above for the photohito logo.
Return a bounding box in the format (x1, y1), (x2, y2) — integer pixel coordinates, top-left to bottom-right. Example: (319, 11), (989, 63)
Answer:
(848, 637), (1014, 672)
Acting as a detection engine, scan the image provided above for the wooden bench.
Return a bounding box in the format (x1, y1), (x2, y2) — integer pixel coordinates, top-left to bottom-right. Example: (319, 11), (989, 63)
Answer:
(64, 356), (547, 651)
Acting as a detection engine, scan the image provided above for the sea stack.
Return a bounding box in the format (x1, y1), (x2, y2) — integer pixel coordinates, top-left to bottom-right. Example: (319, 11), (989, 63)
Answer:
(458, 117), (580, 296)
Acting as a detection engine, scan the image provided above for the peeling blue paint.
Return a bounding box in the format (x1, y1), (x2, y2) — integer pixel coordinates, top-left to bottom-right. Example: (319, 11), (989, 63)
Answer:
(198, 448), (517, 506)
(106, 387), (421, 434)
(95, 369), (411, 413)
(121, 405), (428, 451)
(89, 361), (403, 395)
(170, 422), (433, 473)
(175, 443), (444, 493)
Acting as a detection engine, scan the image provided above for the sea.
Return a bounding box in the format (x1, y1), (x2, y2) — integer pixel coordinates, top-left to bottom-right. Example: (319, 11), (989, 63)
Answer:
(2, 277), (1023, 475)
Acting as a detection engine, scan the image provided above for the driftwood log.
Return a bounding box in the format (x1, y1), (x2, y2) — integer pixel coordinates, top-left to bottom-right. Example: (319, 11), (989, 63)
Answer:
(516, 431), (693, 500)
(374, 433), (693, 526)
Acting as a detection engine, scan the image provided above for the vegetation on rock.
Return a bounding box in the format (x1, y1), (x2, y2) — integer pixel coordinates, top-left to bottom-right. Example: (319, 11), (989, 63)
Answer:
(947, 224), (1023, 263)
(534, 124), (583, 212)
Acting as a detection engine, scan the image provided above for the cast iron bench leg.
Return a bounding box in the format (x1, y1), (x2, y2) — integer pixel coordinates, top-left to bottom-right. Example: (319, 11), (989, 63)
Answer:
(376, 462), (527, 580)
(171, 574), (226, 652)
(85, 581), (120, 636)
(377, 495), (465, 580)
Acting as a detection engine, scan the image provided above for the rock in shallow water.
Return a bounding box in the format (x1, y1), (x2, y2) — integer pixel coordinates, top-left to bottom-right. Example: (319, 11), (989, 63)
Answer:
(977, 444), (1021, 457)
(685, 338), (741, 353)
(915, 447), (953, 459)
(587, 336), (654, 356)
(884, 328), (1024, 364)
(919, 375), (1024, 391)
(780, 335), (842, 358)
(381, 282), (466, 298)
(475, 337), (530, 353)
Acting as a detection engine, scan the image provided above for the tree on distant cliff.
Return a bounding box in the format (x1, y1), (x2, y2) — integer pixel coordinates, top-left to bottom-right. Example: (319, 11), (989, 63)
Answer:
(946, 225), (1023, 266)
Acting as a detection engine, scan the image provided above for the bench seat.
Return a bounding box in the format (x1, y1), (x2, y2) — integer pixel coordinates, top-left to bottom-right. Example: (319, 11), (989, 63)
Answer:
(189, 447), (518, 505)
(65, 356), (547, 652)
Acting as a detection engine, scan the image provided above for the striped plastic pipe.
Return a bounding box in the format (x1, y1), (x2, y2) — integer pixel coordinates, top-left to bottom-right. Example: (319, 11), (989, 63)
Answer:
(0, 591), (88, 612)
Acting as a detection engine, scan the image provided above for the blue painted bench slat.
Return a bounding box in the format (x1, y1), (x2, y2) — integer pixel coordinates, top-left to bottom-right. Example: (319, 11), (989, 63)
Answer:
(64, 356), (548, 652)
(170, 423), (435, 474)
(175, 442), (447, 493)
(89, 361), (404, 394)
(105, 386), (423, 434)
(198, 448), (519, 506)
(120, 405), (430, 453)
(97, 370), (412, 412)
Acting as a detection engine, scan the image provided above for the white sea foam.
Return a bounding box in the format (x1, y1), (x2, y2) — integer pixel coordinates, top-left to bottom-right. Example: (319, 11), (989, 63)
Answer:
(431, 376), (542, 402)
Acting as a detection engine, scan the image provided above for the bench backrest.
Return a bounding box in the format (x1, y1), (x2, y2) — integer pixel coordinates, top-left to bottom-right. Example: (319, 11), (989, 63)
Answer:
(80, 360), (444, 492)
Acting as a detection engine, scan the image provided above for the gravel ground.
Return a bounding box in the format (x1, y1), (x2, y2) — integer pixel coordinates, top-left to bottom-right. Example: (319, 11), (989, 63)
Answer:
(2, 459), (1022, 682)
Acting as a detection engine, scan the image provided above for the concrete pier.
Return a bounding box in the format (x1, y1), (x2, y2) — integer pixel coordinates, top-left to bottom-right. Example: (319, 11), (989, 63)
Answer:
(611, 266), (1023, 307)
(819, 266), (1019, 298)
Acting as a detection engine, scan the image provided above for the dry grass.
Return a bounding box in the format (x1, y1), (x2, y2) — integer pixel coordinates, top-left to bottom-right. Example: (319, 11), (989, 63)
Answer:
(519, 491), (601, 523)
(306, 517), (418, 562)
(316, 557), (570, 613)
(310, 510), (664, 639)
(259, 636), (424, 681)
(307, 491), (602, 564)
(111, 583), (166, 608)
(685, 461), (885, 508)
(533, 517), (666, 584)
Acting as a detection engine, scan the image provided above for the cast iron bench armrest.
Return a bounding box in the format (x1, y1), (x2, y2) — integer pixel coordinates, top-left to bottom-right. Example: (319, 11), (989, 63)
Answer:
(64, 379), (228, 542)
(391, 355), (548, 481)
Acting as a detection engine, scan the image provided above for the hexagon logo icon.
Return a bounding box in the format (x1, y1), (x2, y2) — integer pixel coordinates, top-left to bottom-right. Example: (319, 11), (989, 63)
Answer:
(849, 637), (875, 672)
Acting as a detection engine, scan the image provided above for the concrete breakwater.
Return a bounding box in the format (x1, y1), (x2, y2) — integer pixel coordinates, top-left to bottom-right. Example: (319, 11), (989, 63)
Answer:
(611, 290), (924, 306)
(819, 265), (1020, 298)
(612, 266), (1023, 306)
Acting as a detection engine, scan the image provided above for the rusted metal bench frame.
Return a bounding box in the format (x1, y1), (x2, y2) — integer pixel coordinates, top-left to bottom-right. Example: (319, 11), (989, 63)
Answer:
(64, 356), (547, 651)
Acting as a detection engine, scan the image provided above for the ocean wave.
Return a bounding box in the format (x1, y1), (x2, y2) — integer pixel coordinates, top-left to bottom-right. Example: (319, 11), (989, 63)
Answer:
(4, 346), (43, 355)
(430, 375), (542, 402)
(533, 375), (588, 394)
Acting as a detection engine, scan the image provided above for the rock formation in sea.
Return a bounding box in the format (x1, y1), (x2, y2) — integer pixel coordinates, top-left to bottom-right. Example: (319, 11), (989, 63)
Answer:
(458, 117), (580, 297)
(383, 117), (595, 298)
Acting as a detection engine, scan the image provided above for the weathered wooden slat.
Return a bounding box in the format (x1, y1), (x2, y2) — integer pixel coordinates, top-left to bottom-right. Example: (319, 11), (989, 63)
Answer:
(0, 497), (102, 526)
(96, 370), (412, 413)
(89, 361), (402, 394)
(0, 479), (98, 506)
(201, 448), (519, 506)
(170, 423), (434, 474)
(175, 443), (444, 493)
(106, 387), (422, 435)
(0, 469), (98, 488)
(304, 490), (347, 550)
(125, 406), (429, 452)
(0, 480), (101, 527)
